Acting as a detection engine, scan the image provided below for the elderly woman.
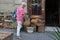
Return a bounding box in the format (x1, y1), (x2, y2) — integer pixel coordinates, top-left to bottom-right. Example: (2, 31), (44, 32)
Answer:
(16, 2), (26, 39)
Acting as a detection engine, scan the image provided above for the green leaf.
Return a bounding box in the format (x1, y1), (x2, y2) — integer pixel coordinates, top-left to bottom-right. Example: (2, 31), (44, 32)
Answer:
(48, 27), (60, 40)
(48, 34), (57, 40)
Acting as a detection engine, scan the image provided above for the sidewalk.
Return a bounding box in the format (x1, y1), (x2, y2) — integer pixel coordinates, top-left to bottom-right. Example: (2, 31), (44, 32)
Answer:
(0, 28), (53, 40)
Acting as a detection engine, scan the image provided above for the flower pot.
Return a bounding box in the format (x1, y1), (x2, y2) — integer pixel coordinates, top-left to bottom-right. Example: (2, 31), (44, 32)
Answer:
(0, 23), (3, 26)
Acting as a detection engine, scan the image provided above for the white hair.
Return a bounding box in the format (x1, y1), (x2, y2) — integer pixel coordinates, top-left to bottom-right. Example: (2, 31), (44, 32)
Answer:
(21, 2), (26, 6)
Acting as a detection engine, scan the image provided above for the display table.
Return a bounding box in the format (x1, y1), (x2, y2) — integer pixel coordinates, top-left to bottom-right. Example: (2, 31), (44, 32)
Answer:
(30, 15), (45, 32)
(32, 22), (45, 32)
(0, 31), (13, 40)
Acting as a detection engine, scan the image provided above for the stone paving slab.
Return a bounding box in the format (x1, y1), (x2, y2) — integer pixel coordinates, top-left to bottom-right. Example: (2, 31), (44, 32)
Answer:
(0, 28), (53, 40)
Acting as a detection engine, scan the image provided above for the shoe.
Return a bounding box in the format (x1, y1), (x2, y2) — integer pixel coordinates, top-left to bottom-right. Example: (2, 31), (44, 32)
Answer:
(17, 36), (22, 39)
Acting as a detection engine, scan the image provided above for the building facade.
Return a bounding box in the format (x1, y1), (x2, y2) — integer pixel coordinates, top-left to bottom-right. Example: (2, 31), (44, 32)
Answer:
(0, 0), (27, 13)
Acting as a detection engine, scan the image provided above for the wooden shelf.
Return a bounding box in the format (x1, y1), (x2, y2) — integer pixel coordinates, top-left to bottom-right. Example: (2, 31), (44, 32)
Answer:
(4, 20), (13, 22)
(4, 12), (13, 28)
(30, 15), (41, 18)
(0, 12), (13, 28)
(0, 12), (4, 27)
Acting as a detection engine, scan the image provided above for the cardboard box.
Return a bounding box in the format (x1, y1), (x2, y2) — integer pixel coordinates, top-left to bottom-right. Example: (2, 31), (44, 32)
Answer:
(38, 24), (45, 32)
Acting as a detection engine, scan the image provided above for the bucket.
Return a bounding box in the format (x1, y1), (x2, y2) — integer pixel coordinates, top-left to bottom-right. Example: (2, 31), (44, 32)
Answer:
(27, 27), (34, 33)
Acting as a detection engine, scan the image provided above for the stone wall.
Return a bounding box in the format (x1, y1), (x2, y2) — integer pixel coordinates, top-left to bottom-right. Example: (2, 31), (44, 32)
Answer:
(0, 0), (27, 13)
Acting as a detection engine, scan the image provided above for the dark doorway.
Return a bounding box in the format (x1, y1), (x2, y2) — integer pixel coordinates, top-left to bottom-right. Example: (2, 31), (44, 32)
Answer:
(45, 0), (59, 26)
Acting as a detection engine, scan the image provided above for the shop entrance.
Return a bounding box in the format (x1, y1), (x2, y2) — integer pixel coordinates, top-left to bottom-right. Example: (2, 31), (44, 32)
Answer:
(45, 0), (59, 26)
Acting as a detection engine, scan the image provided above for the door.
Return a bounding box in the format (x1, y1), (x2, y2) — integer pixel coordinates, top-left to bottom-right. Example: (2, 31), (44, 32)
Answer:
(45, 0), (59, 26)
(59, 0), (60, 27)
(27, 0), (45, 16)
(27, 0), (45, 32)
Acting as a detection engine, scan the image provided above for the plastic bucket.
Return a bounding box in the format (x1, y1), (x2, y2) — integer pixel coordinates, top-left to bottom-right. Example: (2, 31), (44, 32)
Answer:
(27, 27), (34, 33)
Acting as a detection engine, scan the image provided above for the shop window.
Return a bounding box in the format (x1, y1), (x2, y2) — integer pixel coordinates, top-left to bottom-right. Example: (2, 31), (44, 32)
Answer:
(27, 0), (42, 15)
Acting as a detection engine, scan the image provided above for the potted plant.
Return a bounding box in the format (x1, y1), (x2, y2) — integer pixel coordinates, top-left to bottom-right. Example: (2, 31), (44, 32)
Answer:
(48, 27), (60, 40)
(0, 18), (3, 26)
(10, 22), (17, 29)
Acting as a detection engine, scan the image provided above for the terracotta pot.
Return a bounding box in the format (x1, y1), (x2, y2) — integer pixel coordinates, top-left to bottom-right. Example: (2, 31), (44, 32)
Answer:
(0, 23), (3, 26)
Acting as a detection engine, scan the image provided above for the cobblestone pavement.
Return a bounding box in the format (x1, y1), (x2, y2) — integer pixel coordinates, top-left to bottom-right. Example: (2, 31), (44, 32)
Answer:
(0, 28), (53, 40)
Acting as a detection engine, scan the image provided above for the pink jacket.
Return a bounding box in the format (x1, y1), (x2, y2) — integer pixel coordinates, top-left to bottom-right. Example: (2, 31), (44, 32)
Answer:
(16, 7), (24, 21)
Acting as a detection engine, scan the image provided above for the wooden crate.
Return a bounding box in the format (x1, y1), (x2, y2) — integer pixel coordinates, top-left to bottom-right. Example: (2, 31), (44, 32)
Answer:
(0, 31), (13, 40)
(38, 23), (45, 32)
(32, 22), (45, 32)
